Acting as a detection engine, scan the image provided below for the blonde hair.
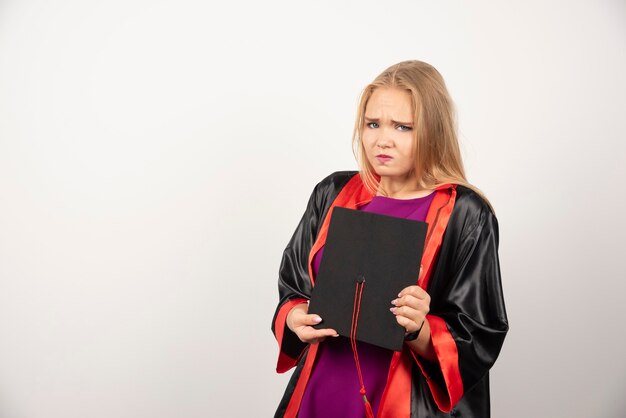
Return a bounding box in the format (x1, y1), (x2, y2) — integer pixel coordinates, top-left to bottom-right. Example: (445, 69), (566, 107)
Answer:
(351, 60), (494, 213)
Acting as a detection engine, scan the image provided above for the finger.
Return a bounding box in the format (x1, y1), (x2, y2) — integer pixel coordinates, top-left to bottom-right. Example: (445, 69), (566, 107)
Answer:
(310, 330), (339, 344)
(294, 313), (323, 327)
(391, 294), (425, 309)
(390, 305), (428, 323)
(394, 314), (421, 333)
(298, 326), (339, 343)
(398, 285), (430, 300)
(305, 314), (324, 326)
(398, 285), (428, 298)
(320, 328), (339, 337)
(298, 326), (338, 338)
(400, 304), (429, 318)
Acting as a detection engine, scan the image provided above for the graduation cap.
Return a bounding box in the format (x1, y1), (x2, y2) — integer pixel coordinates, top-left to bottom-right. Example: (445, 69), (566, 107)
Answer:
(308, 206), (428, 352)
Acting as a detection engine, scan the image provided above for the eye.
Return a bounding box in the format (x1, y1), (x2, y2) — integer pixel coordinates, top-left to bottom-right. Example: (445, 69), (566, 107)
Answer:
(397, 125), (412, 132)
(366, 122), (379, 129)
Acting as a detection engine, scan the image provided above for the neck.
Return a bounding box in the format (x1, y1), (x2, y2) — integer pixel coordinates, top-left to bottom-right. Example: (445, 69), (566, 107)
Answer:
(377, 176), (432, 199)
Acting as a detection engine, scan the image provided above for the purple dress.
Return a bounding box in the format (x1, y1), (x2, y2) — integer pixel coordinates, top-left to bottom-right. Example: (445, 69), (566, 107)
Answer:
(298, 192), (436, 418)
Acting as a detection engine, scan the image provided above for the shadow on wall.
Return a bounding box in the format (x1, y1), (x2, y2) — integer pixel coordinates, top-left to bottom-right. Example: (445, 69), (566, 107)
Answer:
(605, 371), (626, 418)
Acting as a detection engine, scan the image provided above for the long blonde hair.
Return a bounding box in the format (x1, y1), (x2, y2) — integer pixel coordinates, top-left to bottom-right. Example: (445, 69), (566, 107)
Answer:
(351, 60), (494, 212)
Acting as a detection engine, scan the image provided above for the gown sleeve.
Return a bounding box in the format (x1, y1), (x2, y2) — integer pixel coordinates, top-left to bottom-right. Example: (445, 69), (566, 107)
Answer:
(411, 192), (509, 412)
(270, 179), (327, 373)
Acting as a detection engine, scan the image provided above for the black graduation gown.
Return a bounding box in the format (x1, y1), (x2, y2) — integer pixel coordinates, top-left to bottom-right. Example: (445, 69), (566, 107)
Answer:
(271, 170), (509, 418)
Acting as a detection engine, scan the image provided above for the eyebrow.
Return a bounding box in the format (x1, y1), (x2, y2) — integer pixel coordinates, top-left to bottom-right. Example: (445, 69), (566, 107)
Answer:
(364, 116), (413, 125)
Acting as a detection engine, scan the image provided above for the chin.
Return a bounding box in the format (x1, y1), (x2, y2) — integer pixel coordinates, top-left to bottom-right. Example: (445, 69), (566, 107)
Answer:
(371, 163), (393, 172)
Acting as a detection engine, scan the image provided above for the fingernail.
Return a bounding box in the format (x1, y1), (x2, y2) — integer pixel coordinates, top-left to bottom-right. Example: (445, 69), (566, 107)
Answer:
(313, 316), (322, 323)
(391, 299), (398, 306)
(334, 333), (339, 337)
(398, 292), (402, 297)
(390, 307), (397, 314)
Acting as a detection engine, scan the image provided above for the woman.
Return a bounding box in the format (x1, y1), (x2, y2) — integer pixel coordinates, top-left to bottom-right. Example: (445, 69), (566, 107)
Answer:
(271, 60), (508, 418)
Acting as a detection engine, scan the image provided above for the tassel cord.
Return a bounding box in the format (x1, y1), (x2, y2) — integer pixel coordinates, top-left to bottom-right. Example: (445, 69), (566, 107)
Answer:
(350, 279), (375, 418)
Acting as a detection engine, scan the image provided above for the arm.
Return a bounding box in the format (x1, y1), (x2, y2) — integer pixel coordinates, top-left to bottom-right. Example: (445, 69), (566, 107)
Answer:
(407, 199), (509, 411)
(270, 183), (321, 372)
(270, 172), (354, 372)
(405, 318), (435, 361)
(391, 285), (437, 362)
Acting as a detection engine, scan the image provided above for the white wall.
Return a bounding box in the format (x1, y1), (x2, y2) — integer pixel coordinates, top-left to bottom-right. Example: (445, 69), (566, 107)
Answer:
(0, 1), (624, 417)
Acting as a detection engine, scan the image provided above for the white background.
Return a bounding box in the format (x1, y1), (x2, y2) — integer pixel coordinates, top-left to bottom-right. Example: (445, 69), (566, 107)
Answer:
(1, 1), (625, 417)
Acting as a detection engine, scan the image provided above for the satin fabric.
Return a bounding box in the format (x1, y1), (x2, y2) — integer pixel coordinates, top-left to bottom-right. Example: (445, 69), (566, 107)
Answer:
(271, 171), (508, 418)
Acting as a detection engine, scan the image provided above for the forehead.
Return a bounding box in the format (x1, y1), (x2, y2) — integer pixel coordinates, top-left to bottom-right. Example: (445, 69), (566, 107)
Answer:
(365, 88), (413, 118)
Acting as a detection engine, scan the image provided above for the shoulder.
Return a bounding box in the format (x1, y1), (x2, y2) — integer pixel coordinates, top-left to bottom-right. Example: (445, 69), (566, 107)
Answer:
(450, 185), (498, 239)
(312, 170), (359, 198)
(453, 185), (493, 216)
(316, 170), (359, 190)
(305, 170), (359, 216)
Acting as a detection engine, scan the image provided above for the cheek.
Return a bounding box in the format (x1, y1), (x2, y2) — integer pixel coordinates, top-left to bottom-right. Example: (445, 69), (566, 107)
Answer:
(397, 143), (415, 166)
(361, 132), (376, 151)
(361, 129), (372, 144)
(400, 138), (415, 157)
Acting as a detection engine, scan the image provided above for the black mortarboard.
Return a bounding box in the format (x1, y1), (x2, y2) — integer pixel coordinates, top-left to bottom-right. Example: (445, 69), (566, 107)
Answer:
(308, 206), (428, 352)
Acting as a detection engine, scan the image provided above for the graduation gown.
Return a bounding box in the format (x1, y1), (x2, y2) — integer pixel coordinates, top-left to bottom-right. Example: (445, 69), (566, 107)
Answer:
(271, 171), (509, 418)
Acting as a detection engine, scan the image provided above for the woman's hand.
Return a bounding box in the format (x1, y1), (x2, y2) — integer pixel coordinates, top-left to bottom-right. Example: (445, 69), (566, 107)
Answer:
(390, 285), (430, 333)
(390, 285), (437, 361)
(286, 303), (339, 344)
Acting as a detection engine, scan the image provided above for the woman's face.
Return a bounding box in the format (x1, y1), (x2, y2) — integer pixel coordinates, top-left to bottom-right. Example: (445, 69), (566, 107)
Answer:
(361, 87), (416, 182)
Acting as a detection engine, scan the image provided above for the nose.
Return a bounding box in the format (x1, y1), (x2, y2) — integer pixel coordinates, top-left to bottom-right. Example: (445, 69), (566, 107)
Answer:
(376, 138), (392, 149)
(375, 127), (394, 149)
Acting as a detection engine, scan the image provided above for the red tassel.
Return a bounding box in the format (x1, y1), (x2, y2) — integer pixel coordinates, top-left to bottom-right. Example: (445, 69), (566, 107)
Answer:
(364, 399), (375, 418)
(361, 387), (375, 418)
(351, 278), (376, 418)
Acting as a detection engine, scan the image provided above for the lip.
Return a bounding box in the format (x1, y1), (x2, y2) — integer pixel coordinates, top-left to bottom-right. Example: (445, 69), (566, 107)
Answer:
(376, 154), (393, 162)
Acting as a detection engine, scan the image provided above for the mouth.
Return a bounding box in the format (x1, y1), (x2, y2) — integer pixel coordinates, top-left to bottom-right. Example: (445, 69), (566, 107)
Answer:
(375, 154), (393, 163)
